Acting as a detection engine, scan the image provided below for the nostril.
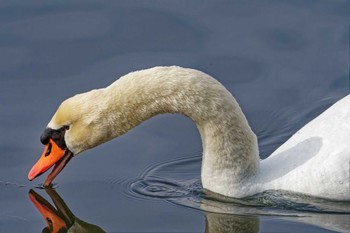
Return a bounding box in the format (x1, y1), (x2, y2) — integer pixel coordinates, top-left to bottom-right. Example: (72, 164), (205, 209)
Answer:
(45, 143), (52, 157)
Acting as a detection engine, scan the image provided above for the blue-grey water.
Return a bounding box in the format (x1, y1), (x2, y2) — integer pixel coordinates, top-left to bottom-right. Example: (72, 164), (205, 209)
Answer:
(1, 1), (349, 232)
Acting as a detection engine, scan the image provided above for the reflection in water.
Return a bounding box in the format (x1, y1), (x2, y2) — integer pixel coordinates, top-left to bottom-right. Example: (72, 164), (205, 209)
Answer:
(130, 155), (350, 232)
(28, 189), (106, 233)
(205, 213), (259, 233)
(199, 197), (350, 233)
(29, 188), (261, 233)
(29, 188), (350, 233)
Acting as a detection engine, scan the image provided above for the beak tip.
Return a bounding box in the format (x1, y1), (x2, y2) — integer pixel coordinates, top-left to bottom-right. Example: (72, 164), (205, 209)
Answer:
(28, 174), (34, 181)
(28, 168), (39, 181)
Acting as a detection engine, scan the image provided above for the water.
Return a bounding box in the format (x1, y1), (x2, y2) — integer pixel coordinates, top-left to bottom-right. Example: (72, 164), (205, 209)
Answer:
(129, 156), (350, 214)
(1, 1), (349, 232)
(128, 155), (350, 232)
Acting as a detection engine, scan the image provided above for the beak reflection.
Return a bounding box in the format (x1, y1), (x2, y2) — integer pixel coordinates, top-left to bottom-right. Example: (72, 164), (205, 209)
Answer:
(28, 188), (260, 233)
(28, 189), (106, 233)
(29, 188), (350, 233)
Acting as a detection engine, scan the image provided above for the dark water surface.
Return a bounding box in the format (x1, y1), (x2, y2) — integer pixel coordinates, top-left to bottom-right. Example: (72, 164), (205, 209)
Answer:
(1, 1), (349, 232)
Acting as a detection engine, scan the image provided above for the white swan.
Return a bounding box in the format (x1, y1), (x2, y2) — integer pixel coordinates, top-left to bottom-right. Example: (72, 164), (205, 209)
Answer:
(28, 66), (350, 201)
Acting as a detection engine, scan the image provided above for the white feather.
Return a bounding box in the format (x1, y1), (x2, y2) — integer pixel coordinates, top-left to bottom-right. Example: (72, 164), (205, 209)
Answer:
(48, 66), (350, 200)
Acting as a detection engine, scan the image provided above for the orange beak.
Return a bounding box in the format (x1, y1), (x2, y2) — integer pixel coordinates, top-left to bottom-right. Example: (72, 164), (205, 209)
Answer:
(28, 139), (73, 186)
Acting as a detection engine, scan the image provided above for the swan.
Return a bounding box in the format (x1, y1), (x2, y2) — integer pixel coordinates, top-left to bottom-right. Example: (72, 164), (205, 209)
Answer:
(28, 66), (350, 201)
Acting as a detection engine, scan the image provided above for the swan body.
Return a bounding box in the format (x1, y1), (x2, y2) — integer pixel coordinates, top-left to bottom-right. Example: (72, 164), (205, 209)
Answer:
(29, 66), (350, 201)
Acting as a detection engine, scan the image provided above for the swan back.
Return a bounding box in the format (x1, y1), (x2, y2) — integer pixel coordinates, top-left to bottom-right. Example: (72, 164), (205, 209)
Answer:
(259, 95), (350, 200)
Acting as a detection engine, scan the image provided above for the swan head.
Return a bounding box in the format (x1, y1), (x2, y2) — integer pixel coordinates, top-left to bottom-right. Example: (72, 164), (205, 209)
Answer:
(28, 89), (115, 186)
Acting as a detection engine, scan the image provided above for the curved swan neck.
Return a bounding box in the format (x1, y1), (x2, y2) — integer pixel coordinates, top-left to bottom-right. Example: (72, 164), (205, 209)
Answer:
(59, 66), (259, 196)
(105, 67), (259, 195)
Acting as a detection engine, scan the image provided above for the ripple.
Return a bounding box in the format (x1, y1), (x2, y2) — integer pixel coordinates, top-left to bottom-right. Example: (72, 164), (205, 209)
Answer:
(130, 178), (200, 199)
(127, 155), (350, 215)
(262, 28), (309, 51)
(34, 183), (59, 189)
(126, 155), (202, 200)
(0, 181), (26, 188)
(198, 56), (263, 84)
(4, 11), (112, 40)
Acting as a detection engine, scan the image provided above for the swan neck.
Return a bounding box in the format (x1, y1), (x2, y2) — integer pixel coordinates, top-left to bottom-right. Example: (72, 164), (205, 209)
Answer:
(108, 67), (259, 196)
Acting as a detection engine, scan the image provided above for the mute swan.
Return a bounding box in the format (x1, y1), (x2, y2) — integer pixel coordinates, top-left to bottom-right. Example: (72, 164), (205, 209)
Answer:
(28, 66), (350, 201)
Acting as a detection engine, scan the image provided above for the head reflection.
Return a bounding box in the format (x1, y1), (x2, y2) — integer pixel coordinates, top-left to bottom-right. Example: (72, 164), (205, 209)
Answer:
(28, 188), (260, 233)
(28, 189), (106, 233)
(29, 187), (350, 233)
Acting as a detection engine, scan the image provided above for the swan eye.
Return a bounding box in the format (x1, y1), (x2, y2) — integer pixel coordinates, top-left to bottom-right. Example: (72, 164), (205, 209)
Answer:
(45, 142), (52, 157)
(63, 125), (70, 130)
